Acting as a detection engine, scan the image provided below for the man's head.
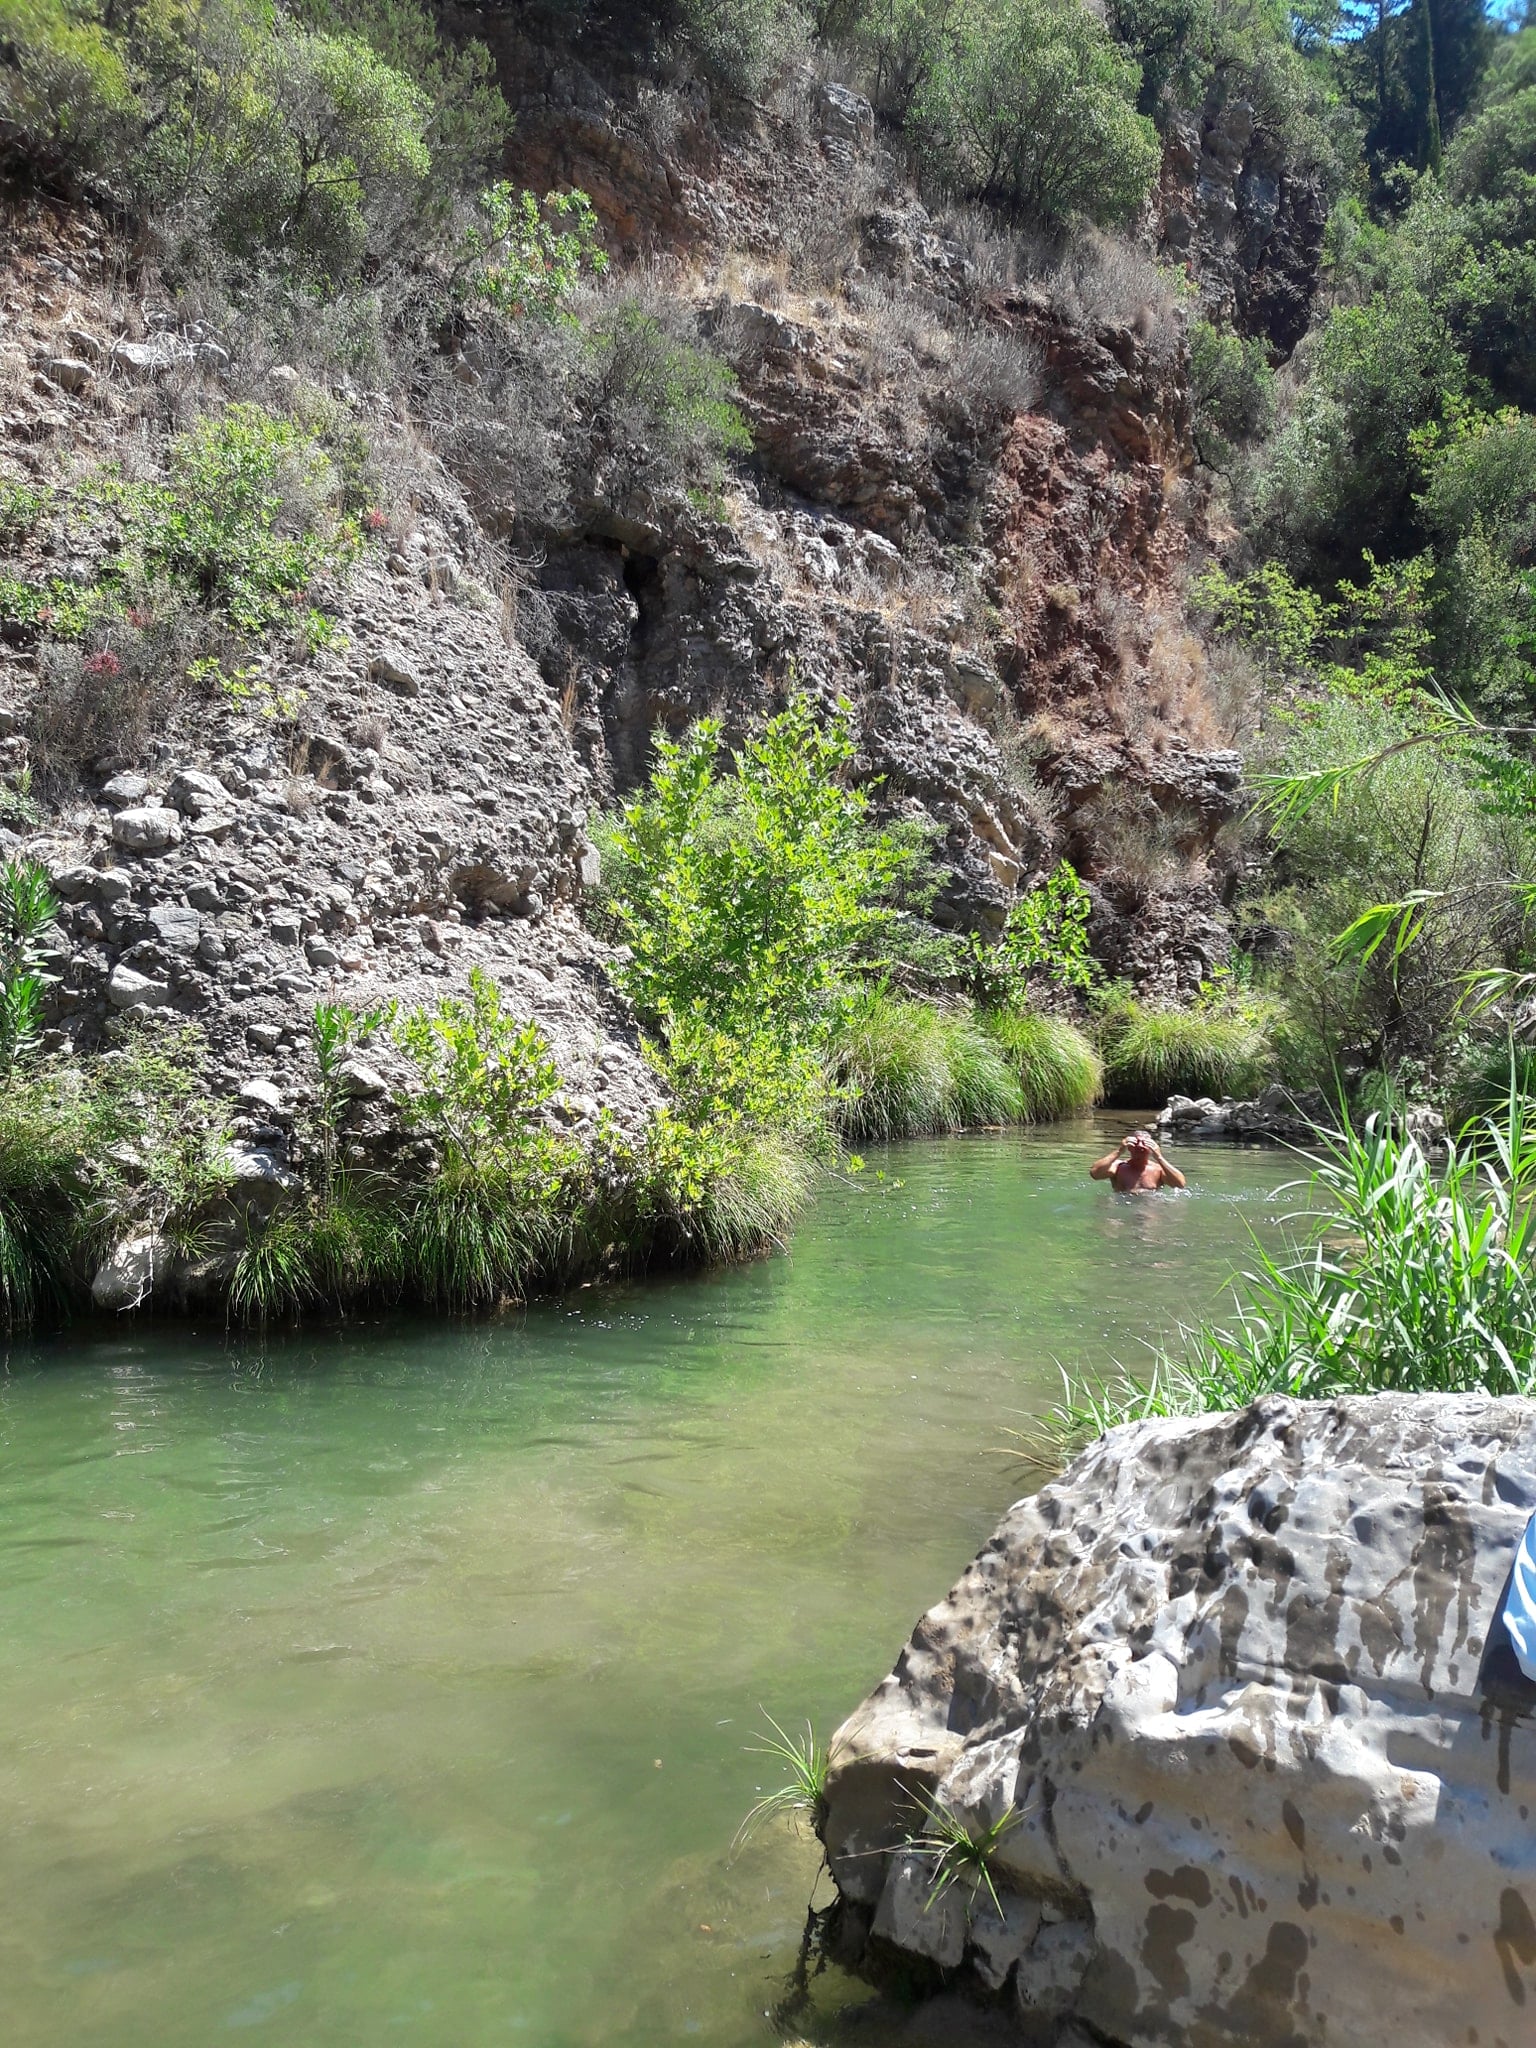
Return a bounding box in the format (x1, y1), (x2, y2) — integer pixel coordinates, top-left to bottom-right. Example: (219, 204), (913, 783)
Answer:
(1125, 1129), (1153, 1158)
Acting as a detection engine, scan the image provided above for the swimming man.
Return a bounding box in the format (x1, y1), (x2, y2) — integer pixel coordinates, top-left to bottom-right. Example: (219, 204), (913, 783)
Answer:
(1089, 1128), (1187, 1194)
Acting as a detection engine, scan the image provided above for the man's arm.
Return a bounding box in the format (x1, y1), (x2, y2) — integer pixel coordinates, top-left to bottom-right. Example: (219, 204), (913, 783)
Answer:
(1151, 1140), (1186, 1190)
(1089, 1145), (1123, 1181)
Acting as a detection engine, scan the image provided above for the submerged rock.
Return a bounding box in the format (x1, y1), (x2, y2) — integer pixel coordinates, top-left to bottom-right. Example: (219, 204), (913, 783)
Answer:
(820, 1394), (1536, 2046)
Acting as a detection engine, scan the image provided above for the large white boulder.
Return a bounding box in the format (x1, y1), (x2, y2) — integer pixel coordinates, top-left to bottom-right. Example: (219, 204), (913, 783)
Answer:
(821, 1394), (1536, 2047)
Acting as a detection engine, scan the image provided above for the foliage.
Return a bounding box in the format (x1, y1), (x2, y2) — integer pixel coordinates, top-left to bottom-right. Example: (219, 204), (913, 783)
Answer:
(1255, 690), (1536, 1081)
(453, 185), (608, 317)
(1190, 317), (1277, 472)
(207, 23), (431, 275)
(583, 297), (754, 504)
(904, 0), (1160, 231)
(0, 0), (138, 185)
(671, 0), (811, 94)
(1097, 976), (1278, 1103)
(966, 861), (1096, 1006)
(0, 1065), (90, 1329)
(732, 1714), (830, 1854)
(604, 698), (906, 1056)
(1051, 1097), (1536, 1443)
(0, 473), (48, 550)
(294, 0), (509, 196)
(89, 1023), (235, 1248)
(0, 854), (55, 1075)
(125, 404), (358, 640)
(0, 0), (505, 281)
(395, 967), (571, 1179)
(983, 1006), (1103, 1121)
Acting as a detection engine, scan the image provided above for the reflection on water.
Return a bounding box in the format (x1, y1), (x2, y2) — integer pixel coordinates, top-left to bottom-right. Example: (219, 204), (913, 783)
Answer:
(0, 1123), (1297, 2048)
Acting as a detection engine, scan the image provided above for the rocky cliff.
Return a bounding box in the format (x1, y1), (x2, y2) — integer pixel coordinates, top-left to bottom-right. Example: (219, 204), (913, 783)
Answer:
(0, 24), (1318, 1151)
(820, 1393), (1536, 2047)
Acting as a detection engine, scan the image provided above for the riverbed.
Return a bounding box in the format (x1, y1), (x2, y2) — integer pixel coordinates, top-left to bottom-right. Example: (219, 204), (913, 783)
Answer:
(0, 1122), (1299, 2047)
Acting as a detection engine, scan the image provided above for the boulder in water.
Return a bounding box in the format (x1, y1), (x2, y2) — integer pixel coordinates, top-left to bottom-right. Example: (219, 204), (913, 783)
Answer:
(820, 1394), (1536, 2047)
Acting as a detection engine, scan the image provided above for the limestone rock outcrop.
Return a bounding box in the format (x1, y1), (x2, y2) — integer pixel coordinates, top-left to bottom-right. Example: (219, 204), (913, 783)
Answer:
(821, 1394), (1536, 2047)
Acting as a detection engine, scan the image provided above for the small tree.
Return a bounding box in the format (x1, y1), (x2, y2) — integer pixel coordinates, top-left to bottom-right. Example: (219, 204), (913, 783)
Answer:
(907, 0), (1160, 230)
(215, 24), (431, 273)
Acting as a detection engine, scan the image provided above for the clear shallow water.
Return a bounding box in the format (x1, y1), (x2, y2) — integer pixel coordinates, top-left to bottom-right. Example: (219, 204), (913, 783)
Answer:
(0, 1122), (1297, 2048)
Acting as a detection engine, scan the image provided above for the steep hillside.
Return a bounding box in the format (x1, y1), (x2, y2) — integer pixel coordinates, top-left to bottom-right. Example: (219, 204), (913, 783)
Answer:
(0, 0), (1345, 1318)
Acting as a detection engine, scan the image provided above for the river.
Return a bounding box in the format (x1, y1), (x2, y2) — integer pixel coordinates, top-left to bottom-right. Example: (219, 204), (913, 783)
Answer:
(0, 1121), (1299, 2047)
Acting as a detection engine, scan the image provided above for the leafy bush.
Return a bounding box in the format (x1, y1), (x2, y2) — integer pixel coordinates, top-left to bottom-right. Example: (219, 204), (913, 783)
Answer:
(905, 0), (1159, 231)
(1053, 1101), (1536, 1441)
(1257, 690), (1536, 1083)
(452, 186), (608, 317)
(0, 1066), (90, 1329)
(128, 404), (358, 638)
(583, 295), (754, 505)
(1097, 978), (1277, 1104)
(983, 1006), (1102, 1120)
(2, 0), (505, 280)
(295, 0), (509, 196)
(1190, 317), (1277, 472)
(0, 473), (48, 550)
(602, 698), (906, 1058)
(0, 0), (137, 185)
(966, 861), (1096, 1006)
(672, 0), (810, 94)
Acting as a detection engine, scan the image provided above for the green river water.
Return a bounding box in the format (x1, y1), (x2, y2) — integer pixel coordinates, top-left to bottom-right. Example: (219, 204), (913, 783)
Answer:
(0, 1121), (1298, 2048)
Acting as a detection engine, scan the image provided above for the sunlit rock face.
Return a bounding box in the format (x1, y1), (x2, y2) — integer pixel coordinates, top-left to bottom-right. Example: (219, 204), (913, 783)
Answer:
(821, 1394), (1536, 2047)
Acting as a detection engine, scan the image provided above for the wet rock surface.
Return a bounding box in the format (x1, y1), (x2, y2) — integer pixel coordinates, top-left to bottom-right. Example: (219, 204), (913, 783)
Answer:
(821, 1394), (1536, 2046)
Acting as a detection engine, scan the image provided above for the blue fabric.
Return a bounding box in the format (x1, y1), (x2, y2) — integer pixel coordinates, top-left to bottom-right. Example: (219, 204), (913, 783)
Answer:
(1505, 1511), (1536, 1683)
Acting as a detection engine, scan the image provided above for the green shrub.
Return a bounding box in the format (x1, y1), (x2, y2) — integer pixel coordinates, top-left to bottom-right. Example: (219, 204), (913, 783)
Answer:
(672, 0), (810, 94)
(128, 403), (358, 637)
(452, 185), (608, 318)
(0, 474), (48, 550)
(904, 0), (1159, 231)
(0, 1067), (91, 1329)
(1097, 982), (1276, 1104)
(1259, 690), (1536, 1082)
(295, 0), (509, 196)
(984, 1007), (1102, 1121)
(1191, 318), (1277, 472)
(583, 295), (754, 505)
(1052, 1100), (1536, 1440)
(0, 0), (138, 185)
(1, 854), (56, 1075)
(602, 697), (908, 1060)
(966, 861), (1096, 1007)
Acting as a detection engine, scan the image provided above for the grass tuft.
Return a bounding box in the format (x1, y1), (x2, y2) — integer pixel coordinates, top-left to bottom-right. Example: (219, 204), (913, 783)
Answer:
(683, 1134), (820, 1264)
(1100, 999), (1273, 1105)
(830, 989), (1028, 1139)
(732, 1713), (831, 1854)
(907, 1802), (1023, 1920)
(984, 1007), (1102, 1120)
